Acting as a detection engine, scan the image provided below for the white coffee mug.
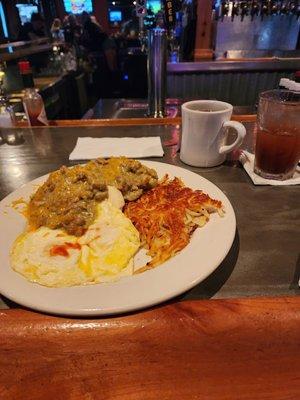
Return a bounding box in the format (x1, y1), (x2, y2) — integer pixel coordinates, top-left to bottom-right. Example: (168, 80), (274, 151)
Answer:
(180, 100), (246, 167)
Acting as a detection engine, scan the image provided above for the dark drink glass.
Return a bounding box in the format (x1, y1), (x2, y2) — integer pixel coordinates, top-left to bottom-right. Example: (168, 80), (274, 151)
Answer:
(254, 90), (300, 180)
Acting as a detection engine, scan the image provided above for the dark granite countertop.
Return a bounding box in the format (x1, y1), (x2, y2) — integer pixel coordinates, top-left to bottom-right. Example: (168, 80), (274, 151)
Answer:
(0, 123), (299, 308)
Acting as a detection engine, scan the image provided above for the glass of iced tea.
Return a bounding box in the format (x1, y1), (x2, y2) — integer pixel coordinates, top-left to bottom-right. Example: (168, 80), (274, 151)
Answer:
(254, 90), (300, 180)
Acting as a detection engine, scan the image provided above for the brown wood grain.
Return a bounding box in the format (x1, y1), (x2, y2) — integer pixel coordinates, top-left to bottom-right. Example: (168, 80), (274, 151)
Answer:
(15, 114), (256, 128)
(194, 0), (213, 60)
(194, 48), (214, 61)
(231, 114), (256, 122)
(218, 57), (285, 62)
(34, 76), (62, 90)
(0, 296), (299, 400)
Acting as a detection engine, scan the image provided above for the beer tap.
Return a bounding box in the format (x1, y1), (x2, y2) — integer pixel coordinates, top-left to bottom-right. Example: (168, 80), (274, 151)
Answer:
(240, 1), (249, 20)
(279, 0), (288, 14)
(231, 2), (240, 20)
(220, 1), (230, 20)
(288, 1), (297, 15)
(250, 1), (260, 20)
(260, 1), (269, 19)
(270, 0), (279, 14)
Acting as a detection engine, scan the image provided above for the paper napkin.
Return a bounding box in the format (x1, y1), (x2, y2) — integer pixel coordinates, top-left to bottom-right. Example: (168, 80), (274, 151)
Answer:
(69, 137), (164, 160)
(239, 151), (300, 186)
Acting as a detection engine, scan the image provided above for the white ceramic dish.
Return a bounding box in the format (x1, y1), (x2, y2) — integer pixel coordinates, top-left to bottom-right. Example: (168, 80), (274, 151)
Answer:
(0, 161), (236, 316)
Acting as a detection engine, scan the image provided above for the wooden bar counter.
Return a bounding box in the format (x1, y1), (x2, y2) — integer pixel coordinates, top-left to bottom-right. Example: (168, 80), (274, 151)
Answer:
(0, 117), (299, 399)
(1, 296), (300, 400)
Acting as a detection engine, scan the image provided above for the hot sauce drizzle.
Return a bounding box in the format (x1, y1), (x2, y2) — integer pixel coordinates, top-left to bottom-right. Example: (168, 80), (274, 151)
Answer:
(50, 242), (81, 257)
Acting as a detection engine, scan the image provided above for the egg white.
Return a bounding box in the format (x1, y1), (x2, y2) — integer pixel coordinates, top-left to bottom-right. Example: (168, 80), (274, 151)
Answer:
(11, 200), (140, 287)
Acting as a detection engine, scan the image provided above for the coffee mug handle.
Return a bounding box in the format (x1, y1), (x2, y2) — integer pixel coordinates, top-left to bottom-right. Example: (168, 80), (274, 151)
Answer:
(219, 121), (246, 154)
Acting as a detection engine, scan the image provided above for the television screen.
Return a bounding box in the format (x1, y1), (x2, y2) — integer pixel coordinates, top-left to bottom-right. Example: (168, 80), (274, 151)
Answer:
(63, 0), (93, 14)
(16, 4), (38, 24)
(0, 1), (8, 37)
(147, 0), (161, 14)
(109, 10), (122, 22)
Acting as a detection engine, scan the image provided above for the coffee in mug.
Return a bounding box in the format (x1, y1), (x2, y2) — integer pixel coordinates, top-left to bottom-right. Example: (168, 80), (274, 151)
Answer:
(180, 100), (246, 167)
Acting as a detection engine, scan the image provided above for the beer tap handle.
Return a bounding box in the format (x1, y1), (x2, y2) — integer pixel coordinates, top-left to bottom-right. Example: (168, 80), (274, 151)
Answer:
(220, 1), (230, 21)
(260, 1), (269, 20)
(289, 1), (297, 15)
(240, 1), (249, 21)
(280, 0), (288, 14)
(232, 2), (240, 21)
(270, 1), (279, 14)
(251, 1), (260, 20)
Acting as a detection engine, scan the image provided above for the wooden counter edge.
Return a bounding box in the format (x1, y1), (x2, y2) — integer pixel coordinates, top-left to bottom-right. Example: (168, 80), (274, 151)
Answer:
(16, 115), (256, 128)
(1, 296), (299, 400)
(0, 295), (298, 320)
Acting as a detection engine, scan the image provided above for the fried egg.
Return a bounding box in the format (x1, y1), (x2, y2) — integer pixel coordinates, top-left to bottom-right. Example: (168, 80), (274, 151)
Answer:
(11, 200), (140, 287)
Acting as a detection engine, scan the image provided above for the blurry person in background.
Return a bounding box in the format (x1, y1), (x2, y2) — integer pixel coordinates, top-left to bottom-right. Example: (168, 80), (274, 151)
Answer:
(80, 12), (118, 97)
(63, 14), (82, 45)
(90, 15), (102, 28)
(62, 16), (69, 33)
(61, 14), (82, 68)
(81, 11), (108, 52)
(18, 13), (46, 41)
(121, 10), (139, 39)
(81, 12), (117, 72)
(51, 18), (64, 41)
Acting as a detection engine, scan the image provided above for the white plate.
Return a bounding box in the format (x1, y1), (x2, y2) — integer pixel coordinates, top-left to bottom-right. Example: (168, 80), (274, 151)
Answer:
(0, 161), (236, 316)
